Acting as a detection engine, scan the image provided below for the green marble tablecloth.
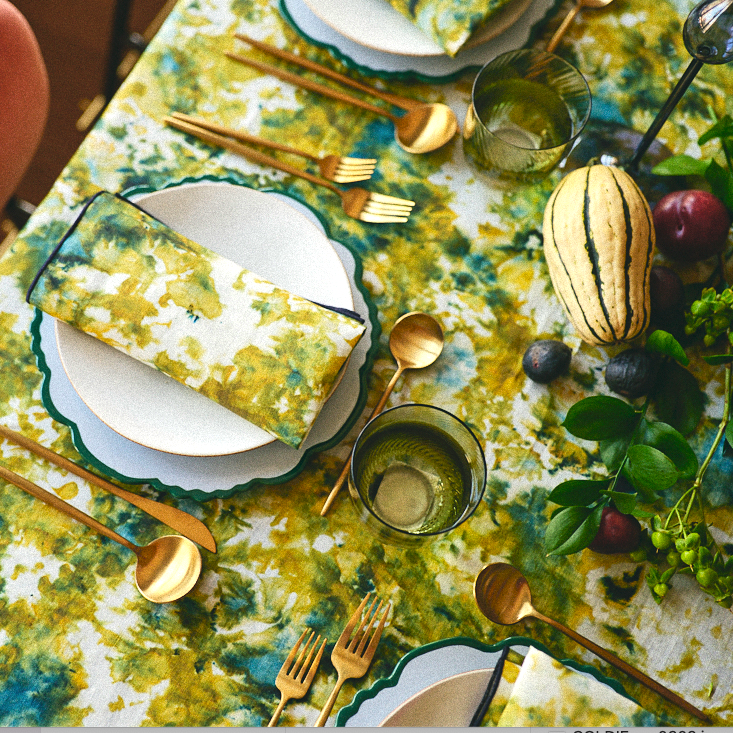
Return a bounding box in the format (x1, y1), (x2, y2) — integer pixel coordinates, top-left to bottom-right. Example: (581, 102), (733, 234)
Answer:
(1, 0), (731, 726)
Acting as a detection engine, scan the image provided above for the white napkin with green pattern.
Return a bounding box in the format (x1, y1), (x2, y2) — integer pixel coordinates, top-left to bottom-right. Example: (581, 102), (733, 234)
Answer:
(27, 190), (365, 449)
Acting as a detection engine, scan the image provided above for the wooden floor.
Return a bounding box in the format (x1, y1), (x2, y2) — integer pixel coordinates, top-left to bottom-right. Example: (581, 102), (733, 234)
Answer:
(12, 0), (170, 206)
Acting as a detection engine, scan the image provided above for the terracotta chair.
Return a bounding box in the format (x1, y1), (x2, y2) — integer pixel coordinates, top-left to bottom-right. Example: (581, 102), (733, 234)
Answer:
(0, 0), (49, 220)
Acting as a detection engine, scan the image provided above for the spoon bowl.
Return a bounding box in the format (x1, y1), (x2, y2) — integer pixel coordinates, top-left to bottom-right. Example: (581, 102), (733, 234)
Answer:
(320, 311), (444, 515)
(393, 104), (459, 154)
(473, 563), (711, 722)
(0, 464), (202, 603)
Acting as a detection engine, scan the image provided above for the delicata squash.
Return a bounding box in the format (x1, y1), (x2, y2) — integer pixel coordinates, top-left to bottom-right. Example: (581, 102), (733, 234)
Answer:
(542, 164), (655, 345)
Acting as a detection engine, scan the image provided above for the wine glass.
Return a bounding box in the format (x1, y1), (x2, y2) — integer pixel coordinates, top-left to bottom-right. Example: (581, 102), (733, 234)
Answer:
(567, 0), (733, 193)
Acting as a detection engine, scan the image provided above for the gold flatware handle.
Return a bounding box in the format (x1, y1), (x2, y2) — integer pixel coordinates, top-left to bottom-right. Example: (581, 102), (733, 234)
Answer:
(0, 425), (217, 553)
(170, 112), (319, 162)
(234, 34), (423, 111)
(225, 51), (396, 120)
(164, 115), (339, 192)
(0, 462), (137, 552)
(537, 610), (711, 723)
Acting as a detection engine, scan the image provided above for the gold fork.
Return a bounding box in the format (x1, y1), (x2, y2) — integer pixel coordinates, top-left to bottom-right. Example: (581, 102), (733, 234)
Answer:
(315, 592), (391, 727)
(164, 116), (415, 224)
(169, 112), (377, 183)
(269, 628), (327, 727)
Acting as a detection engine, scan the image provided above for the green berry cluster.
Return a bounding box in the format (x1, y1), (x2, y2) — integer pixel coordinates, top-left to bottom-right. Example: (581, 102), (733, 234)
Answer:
(685, 287), (733, 346)
(635, 521), (733, 608)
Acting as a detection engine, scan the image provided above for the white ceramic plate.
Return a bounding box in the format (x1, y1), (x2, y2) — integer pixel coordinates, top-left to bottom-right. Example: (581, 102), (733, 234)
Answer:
(54, 182), (354, 457)
(300, 0), (532, 57)
(32, 185), (377, 498)
(379, 668), (494, 726)
(281, 0), (559, 77)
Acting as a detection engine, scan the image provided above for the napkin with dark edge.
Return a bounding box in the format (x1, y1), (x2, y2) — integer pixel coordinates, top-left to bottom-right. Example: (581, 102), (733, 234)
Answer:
(27, 189), (366, 449)
(384, 0), (518, 56)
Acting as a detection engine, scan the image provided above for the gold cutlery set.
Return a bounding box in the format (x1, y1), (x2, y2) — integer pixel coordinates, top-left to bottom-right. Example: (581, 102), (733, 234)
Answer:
(269, 592), (391, 727)
(163, 34), (463, 223)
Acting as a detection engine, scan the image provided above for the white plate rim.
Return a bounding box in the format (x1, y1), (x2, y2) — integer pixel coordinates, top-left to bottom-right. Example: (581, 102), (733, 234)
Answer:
(279, 0), (563, 81)
(54, 180), (356, 457)
(300, 0), (534, 58)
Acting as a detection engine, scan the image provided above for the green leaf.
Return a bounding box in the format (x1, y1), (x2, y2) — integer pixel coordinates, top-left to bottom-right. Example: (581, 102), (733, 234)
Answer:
(545, 504), (604, 555)
(660, 567), (677, 583)
(562, 396), (638, 441)
(645, 330), (689, 365)
(726, 420), (733, 449)
(599, 435), (632, 472)
(639, 420), (699, 478)
(548, 479), (609, 507)
(650, 361), (706, 435)
(631, 506), (657, 518)
(607, 489), (637, 514)
(651, 154), (710, 177)
(698, 114), (733, 145)
(626, 444), (680, 497)
(704, 159), (733, 213)
(703, 354), (733, 365)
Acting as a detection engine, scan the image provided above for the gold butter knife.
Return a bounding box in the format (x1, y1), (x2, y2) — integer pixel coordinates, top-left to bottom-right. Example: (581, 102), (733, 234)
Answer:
(0, 424), (217, 553)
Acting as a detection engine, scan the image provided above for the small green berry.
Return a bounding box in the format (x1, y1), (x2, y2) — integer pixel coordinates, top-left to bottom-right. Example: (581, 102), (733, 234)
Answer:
(697, 568), (719, 587)
(667, 550), (682, 568)
(675, 537), (688, 552)
(653, 583), (669, 598)
(681, 549), (699, 565)
(686, 532), (701, 549)
(651, 531), (672, 550)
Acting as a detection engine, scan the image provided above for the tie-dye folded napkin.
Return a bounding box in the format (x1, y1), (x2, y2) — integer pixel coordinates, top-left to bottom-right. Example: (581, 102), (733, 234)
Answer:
(384, 0), (518, 56)
(492, 646), (652, 726)
(27, 190), (365, 449)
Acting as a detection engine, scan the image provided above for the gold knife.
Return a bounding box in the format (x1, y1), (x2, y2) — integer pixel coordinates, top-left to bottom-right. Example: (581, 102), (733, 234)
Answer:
(0, 424), (217, 553)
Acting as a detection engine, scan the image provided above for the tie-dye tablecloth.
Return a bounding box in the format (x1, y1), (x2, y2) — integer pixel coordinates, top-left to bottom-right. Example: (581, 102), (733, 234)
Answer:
(1, 0), (731, 725)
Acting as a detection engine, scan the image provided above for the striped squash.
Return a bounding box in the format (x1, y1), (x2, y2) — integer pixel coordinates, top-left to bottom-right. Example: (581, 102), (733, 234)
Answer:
(542, 164), (655, 346)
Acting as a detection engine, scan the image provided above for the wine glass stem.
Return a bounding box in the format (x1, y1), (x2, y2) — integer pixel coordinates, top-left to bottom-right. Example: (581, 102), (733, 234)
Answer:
(626, 57), (703, 171)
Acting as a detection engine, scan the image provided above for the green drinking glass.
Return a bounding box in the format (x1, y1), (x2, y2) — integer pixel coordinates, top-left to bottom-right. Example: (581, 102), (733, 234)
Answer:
(348, 404), (486, 546)
(463, 48), (592, 183)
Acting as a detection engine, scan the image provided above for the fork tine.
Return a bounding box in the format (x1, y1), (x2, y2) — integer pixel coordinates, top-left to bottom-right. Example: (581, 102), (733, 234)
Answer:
(347, 595), (379, 653)
(355, 598), (385, 655)
(333, 174), (375, 184)
(365, 191), (416, 206)
(289, 630), (316, 677)
(364, 601), (391, 658)
(336, 592), (371, 646)
(300, 635), (327, 685)
(363, 199), (414, 214)
(358, 212), (410, 224)
(339, 156), (377, 165)
(281, 628), (309, 674)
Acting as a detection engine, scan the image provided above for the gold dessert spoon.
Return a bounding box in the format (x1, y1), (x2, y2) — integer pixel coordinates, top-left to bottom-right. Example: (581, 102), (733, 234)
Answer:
(474, 562), (711, 723)
(320, 312), (443, 516)
(0, 464), (202, 603)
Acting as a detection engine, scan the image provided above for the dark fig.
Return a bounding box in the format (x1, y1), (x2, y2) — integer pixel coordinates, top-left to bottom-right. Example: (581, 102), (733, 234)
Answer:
(605, 348), (659, 399)
(588, 506), (641, 554)
(522, 339), (571, 384)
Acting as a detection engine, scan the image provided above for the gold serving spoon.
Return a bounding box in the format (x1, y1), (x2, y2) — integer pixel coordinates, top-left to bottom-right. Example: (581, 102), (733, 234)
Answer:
(545, 0), (615, 53)
(0, 424), (216, 552)
(225, 51), (458, 154)
(474, 563), (711, 723)
(320, 312), (444, 516)
(0, 464), (202, 603)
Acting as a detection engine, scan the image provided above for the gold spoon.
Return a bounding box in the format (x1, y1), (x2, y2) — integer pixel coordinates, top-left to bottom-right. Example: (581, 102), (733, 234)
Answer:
(225, 52), (458, 154)
(320, 312), (444, 516)
(545, 0), (615, 53)
(0, 464), (202, 603)
(473, 563), (711, 723)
